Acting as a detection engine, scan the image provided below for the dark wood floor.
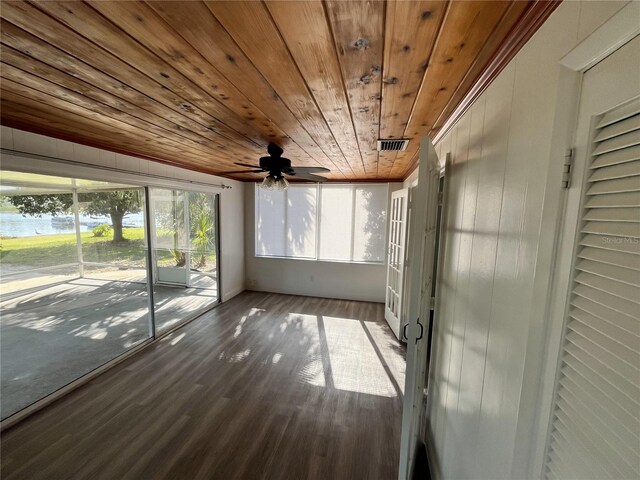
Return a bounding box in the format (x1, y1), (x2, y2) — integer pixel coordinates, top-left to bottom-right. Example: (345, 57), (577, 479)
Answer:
(1, 291), (406, 480)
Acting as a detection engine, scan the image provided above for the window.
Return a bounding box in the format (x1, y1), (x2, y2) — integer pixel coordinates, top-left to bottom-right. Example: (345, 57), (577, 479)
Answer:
(0, 170), (221, 420)
(255, 184), (388, 263)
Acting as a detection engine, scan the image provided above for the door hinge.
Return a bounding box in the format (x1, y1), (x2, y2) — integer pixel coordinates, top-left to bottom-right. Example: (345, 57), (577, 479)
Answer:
(562, 148), (574, 188)
(429, 296), (436, 310)
(437, 191), (444, 205)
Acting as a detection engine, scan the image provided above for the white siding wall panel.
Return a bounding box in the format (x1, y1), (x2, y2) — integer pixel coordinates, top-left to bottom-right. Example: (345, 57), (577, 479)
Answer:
(426, 1), (630, 479)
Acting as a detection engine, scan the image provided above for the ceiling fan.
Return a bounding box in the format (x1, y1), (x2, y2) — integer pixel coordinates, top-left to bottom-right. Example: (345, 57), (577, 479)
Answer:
(224, 143), (330, 190)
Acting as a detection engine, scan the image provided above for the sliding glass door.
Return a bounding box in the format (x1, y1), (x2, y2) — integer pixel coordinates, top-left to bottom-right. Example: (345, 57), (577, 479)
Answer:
(0, 172), (151, 420)
(0, 172), (220, 421)
(149, 188), (219, 334)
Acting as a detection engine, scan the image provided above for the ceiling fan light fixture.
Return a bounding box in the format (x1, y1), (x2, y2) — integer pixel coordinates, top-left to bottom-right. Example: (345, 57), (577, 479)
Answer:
(275, 176), (289, 191)
(261, 174), (277, 190)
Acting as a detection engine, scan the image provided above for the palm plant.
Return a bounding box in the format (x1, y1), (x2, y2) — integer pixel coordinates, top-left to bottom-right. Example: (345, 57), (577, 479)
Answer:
(190, 193), (215, 268)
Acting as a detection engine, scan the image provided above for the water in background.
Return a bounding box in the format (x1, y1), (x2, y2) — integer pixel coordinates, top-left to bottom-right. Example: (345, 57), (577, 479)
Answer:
(0, 213), (145, 238)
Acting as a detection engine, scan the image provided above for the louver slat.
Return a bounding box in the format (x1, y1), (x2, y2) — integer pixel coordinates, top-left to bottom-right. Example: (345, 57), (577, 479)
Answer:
(586, 176), (640, 195)
(584, 190), (640, 207)
(576, 258), (639, 285)
(596, 98), (640, 129)
(588, 159), (640, 181)
(591, 145), (640, 169)
(594, 114), (640, 142)
(591, 130), (640, 156)
(583, 207), (640, 222)
(577, 246), (640, 270)
(574, 270), (640, 303)
(581, 220), (640, 237)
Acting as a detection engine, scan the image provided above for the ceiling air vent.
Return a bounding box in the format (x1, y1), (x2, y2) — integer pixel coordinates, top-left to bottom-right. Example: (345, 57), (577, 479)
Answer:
(376, 139), (409, 151)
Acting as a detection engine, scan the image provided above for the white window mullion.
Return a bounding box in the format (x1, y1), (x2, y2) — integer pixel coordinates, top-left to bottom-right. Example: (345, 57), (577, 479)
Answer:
(349, 185), (356, 262)
(315, 183), (321, 261)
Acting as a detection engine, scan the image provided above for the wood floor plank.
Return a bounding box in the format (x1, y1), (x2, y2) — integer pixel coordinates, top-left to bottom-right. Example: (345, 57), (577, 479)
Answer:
(1, 292), (405, 480)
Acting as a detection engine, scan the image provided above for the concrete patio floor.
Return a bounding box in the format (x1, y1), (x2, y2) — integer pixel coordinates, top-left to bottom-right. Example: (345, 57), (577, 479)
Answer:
(0, 270), (217, 419)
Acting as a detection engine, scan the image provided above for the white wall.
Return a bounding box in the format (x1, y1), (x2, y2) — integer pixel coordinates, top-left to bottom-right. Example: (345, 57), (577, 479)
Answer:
(422, 2), (631, 479)
(244, 182), (401, 303)
(0, 126), (245, 301)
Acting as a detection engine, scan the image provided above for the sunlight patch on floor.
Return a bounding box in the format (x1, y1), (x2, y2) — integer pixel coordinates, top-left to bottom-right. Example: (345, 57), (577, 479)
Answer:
(288, 312), (405, 398)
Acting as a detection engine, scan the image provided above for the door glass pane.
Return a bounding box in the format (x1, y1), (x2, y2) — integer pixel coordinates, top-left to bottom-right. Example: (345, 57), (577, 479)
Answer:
(0, 171), (151, 420)
(188, 192), (218, 290)
(150, 188), (218, 334)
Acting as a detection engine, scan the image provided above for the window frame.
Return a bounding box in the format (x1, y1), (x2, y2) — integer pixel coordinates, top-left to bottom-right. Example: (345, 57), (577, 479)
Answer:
(254, 182), (390, 265)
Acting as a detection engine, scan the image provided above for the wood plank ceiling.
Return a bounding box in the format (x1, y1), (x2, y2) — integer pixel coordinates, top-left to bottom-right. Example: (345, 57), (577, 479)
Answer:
(0, 1), (554, 181)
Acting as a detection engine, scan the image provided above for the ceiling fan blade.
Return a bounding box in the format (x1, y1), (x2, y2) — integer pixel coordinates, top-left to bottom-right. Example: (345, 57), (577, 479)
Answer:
(286, 172), (328, 182)
(223, 169), (265, 174)
(234, 162), (262, 169)
(288, 166), (330, 174)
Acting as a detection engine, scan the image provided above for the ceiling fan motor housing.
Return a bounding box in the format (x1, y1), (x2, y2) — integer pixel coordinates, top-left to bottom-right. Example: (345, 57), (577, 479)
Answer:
(260, 156), (292, 176)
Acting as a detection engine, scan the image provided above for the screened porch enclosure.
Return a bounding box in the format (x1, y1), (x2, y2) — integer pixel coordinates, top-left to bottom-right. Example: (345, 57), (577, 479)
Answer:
(0, 171), (219, 420)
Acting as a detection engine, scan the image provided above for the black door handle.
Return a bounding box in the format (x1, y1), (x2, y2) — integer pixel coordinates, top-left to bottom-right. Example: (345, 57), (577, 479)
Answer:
(416, 318), (424, 343)
(403, 319), (424, 343)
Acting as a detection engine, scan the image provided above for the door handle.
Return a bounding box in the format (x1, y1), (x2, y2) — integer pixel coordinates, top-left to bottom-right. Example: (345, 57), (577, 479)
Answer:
(403, 319), (424, 343)
(415, 318), (424, 343)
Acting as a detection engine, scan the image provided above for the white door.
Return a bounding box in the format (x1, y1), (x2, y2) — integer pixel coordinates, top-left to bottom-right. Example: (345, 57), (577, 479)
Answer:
(385, 188), (409, 339)
(398, 137), (441, 480)
(543, 35), (640, 479)
(149, 188), (190, 287)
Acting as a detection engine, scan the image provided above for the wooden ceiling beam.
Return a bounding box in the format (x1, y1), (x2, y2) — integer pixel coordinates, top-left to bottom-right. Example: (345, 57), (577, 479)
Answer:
(324, 0), (385, 179)
(0, 20), (259, 164)
(86, 1), (292, 152)
(382, 0), (448, 180)
(1, 2), (265, 159)
(204, 0), (354, 178)
(381, 0), (447, 140)
(0, 49), (244, 160)
(0, 0), (557, 182)
(29, 1), (268, 149)
(390, 1), (511, 170)
(265, 0), (365, 177)
(431, 0), (561, 142)
(0, 84), (241, 172)
(145, 0), (347, 176)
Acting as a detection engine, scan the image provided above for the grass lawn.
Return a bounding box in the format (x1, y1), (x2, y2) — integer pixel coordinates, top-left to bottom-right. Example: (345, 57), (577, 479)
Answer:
(0, 227), (216, 271)
(0, 227), (149, 268)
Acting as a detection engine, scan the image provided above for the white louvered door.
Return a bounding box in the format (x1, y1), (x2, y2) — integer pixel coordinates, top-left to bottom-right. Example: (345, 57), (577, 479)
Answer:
(544, 36), (640, 480)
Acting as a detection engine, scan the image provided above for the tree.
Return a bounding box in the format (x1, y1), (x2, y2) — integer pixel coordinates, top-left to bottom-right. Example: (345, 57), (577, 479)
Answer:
(6, 194), (73, 217)
(78, 191), (142, 242)
(6, 190), (142, 243)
